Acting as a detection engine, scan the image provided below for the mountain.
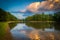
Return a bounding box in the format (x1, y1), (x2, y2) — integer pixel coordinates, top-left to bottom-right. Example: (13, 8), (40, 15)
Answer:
(0, 8), (18, 21)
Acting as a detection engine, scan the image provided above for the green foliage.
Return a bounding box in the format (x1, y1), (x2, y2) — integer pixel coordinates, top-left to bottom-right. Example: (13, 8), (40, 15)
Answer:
(52, 12), (60, 30)
(53, 12), (60, 22)
(0, 22), (13, 40)
(54, 22), (60, 30)
(25, 13), (53, 21)
(25, 22), (53, 29)
(0, 8), (18, 22)
(0, 22), (8, 39)
(0, 22), (7, 36)
(9, 22), (17, 29)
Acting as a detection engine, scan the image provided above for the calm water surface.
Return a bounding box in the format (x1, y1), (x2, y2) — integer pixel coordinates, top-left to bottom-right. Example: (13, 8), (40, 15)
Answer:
(10, 22), (60, 40)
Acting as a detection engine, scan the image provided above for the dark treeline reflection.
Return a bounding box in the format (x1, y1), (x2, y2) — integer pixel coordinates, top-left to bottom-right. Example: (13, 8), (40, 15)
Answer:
(25, 22), (54, 29)
(54, 22), (60, 30)
(9, 22), (18, 29)
(9, 22), (60, 31)
(9, 22), (60, 40)
(25, 22), (60, 31)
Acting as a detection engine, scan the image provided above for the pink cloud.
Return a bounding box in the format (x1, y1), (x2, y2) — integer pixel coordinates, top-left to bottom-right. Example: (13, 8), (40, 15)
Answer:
(20, 0), (60, 13)
(27, 2), (40, 12)
(26, 0), (60, 13)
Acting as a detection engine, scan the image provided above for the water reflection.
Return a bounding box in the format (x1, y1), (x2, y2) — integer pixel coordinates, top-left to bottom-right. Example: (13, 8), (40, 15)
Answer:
(9, 22), (17, 29)
(10, 22), (60, 40)
(11, 23), (34, 40)
(25, 22), (54, 31)
(54, 22), (60, 31)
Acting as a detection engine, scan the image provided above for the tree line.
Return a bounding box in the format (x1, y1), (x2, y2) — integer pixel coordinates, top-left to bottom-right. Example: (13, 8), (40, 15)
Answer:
(0, 8), (60, 22)
(23, 12), (60, 22)
(0, 8), (18, 22)
(24, 13), (53, 21)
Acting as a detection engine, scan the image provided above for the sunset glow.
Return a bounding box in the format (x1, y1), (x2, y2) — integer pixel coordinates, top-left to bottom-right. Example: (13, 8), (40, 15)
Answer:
(54, 0), (59, 2)
(49, 4), (54, 9)
(27, 2), (40, 12)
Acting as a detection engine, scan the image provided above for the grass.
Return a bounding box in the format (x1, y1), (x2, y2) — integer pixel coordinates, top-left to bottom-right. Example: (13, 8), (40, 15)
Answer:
(0, 22), (13, 40)
(0, 22), (8, 36)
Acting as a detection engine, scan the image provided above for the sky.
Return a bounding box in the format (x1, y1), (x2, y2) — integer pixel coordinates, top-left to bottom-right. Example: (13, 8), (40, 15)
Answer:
(0, 0), (60, 19)
(0, 0), (44, 19)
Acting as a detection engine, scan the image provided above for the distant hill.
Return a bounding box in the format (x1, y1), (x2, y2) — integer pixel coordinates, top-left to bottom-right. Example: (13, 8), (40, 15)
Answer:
(0, 8), (18, 21)
(53, 12), (60, 22)
(25, 13), (53, 21)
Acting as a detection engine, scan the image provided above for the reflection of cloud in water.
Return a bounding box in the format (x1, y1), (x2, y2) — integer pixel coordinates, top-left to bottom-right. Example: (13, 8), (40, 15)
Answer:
(10, 23), (60, 40)
(10, 23), (35, 40)
(11, 23), (34, 31)
(44, 27), (54, 32)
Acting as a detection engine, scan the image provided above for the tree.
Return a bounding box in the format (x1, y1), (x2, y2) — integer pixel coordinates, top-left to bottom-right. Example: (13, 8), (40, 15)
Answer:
(53, 12), (60, 22)
(25, 13), (53, 21)
(0, 8), (18, 21)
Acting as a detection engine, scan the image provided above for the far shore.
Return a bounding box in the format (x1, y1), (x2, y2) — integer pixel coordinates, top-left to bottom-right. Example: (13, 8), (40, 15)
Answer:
(0, 21), (55, 23)
(28, 21), (55, 22)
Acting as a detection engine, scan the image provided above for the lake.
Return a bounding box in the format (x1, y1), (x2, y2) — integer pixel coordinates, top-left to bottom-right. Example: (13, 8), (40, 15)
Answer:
(9, 22), (60, 40)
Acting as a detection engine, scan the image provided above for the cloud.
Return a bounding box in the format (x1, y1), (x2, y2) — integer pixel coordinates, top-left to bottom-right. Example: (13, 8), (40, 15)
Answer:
(26, 0), (60, 13)
(18, 0), (60, 13)
(19, 9), (26, 13)
(38, 1), (54, 11)
(27, 2), (40, 12)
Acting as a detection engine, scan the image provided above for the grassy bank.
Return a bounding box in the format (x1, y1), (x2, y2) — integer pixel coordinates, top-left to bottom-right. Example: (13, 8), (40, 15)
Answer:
(0, 22), (12, 40)
(0, 22), (8, 36)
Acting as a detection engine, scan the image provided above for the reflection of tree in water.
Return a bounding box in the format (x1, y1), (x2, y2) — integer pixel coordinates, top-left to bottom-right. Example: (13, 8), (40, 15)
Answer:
(25, 22), (53, 29)
(54, 22), (60, 30)
(9, 22), (17, 29)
